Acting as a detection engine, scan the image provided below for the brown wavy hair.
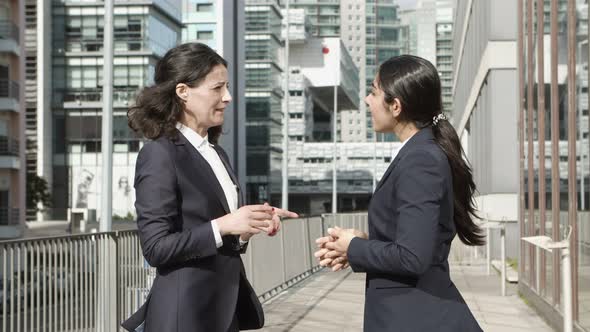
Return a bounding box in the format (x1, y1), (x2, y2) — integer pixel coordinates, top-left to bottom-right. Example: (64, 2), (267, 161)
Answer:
(128, 43), (227, 144)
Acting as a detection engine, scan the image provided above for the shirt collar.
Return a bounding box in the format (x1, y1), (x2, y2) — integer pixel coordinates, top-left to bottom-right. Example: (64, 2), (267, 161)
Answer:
(391, 133), (415, 161)
(176, 122), (210, 150)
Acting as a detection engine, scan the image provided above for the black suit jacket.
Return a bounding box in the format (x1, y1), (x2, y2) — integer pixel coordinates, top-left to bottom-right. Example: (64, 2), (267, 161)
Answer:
(347, 128), (481, 332)
(121, 131), (264, 332)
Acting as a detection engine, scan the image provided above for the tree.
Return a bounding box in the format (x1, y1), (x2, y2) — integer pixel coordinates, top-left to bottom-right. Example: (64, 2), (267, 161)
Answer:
(26, 173), (52, 213)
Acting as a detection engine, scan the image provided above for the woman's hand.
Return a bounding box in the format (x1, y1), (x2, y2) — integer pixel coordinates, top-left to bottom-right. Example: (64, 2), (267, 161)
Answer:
(267, 204), (299, 236)
(216, 204), (273, 236)
(314, 227), (367, 271)
(230, 203), (299, 241)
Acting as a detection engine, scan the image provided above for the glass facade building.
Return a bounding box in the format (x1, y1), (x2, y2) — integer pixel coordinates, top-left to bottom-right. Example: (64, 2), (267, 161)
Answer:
(245, 1), (284, 204)
(436, 0), (454, 115)
(518, 0), (590, 330)
(49, 1), (181, 220)
(366, 0), (408, 142)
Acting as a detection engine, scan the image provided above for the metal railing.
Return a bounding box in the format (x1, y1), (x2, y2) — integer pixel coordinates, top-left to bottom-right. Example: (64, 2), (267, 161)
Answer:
(0, 80), (20, 101)
(0, 214), (369, 332)
(0, 21), (19, 43)
(0, 231), (149, 332)
(0, 137), (19, 156)
(0, 209), (19, 226)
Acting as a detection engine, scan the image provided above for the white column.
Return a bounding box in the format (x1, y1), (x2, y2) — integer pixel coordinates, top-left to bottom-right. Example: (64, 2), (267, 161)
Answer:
(100, 0), (114, 232)
(281, 1), (290, 210)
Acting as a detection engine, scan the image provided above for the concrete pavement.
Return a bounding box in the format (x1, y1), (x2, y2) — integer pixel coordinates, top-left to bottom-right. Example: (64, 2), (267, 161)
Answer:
(261, 263), (555, 331)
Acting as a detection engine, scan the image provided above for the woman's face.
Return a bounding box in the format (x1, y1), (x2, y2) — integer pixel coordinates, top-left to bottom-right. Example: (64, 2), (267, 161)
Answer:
(365, 77), (396, 133)
(179, 64), (232, 134)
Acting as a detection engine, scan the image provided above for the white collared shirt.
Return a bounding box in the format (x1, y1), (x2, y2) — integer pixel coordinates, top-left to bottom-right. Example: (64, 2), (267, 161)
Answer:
(391, 133), (415, 162)
(176, 123), (239, 248)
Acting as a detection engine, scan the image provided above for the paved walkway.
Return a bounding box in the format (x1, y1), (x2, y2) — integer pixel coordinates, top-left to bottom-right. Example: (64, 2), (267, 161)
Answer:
(261, 263), (555, 332)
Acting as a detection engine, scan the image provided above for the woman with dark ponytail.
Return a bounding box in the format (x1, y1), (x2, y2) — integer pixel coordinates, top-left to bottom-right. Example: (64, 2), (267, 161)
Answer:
(315, 55), (483, 331)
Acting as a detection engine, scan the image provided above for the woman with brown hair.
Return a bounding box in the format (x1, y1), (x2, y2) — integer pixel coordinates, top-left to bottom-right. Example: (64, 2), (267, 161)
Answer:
(122, 43), (297, 332)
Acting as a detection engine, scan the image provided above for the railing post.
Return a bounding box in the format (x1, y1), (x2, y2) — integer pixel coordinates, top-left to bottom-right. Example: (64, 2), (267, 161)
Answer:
(304, 217), (313, 272)
(486, 227), (491, 275)
(562, 245), (572, 332)
(501, 226), (507, 296)
(280, 218), (287, 285)
(110, 233), (119, 331)
(97, 233), (118, 332)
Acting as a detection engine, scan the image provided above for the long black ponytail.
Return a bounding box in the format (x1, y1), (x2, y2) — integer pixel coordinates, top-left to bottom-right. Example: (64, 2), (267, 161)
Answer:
(378, 55), (484, 246)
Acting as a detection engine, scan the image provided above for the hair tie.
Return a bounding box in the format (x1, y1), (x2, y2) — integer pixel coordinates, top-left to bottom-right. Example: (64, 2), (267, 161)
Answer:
(432, 113), (447, 126)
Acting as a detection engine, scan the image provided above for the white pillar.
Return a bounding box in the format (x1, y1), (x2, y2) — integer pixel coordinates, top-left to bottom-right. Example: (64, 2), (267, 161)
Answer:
(332, 83), (338, 214)
(281, 0), (290, 210)
(100, 0), (114, 232)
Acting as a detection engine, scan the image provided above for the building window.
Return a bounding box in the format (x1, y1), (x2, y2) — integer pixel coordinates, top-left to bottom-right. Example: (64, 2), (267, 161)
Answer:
(197, 30), (213, 40)
(197, 3), (213, 12)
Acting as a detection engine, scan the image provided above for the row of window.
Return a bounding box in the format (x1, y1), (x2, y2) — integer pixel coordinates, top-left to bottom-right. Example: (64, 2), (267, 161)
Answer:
(67, 140), (141, 153)
(65, 65), (145, 89)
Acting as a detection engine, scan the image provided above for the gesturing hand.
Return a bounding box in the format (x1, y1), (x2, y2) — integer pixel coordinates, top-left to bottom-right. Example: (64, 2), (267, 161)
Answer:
(267, 203), (299, 237)
(239, 203), (299, 241)
(216, 204), (273, 236)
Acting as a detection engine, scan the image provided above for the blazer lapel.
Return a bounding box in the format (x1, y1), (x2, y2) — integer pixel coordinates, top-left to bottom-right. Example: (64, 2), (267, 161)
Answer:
(374, 153), (402, 193)
(374, 127), (435, 193)
(212, 145), (245, 207)
(173, 132), (231, 214)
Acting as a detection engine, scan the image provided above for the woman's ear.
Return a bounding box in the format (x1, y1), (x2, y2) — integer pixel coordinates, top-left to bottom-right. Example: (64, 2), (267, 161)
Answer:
(175, 83), (189, 102)
(389, 98), (402, 118)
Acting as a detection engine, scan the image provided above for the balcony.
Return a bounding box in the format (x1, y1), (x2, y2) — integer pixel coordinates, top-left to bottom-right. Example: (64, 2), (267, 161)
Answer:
(0, 79), (20, 112)
(0, 208), (19, 226)
(0, 136), (19, 156)
(0, 20), (20, 55)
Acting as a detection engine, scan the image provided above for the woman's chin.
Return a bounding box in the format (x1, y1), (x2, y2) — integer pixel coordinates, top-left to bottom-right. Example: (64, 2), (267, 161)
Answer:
(213, 115), (224, 126)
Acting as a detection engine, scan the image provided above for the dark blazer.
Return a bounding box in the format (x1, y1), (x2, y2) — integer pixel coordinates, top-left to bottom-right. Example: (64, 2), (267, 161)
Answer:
(121, 130), (264, 332)
(347, 128), (481, 332)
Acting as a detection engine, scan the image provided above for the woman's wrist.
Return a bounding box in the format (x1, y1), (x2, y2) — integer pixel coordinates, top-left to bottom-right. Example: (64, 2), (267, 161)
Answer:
(240, 233), (253, 242)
